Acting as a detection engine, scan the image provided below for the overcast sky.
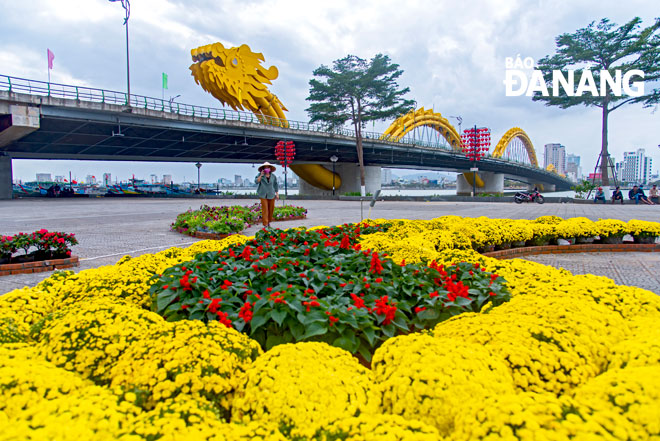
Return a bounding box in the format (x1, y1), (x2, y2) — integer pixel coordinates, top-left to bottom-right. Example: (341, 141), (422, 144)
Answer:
(2, 0), (659, 183)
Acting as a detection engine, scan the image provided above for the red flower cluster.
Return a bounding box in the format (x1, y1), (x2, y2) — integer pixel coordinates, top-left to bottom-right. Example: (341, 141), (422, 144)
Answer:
(373, 295), (397, 325)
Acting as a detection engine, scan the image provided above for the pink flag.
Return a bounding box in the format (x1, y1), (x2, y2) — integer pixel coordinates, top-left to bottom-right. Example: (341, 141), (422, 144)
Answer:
(47, 49), (54, 70)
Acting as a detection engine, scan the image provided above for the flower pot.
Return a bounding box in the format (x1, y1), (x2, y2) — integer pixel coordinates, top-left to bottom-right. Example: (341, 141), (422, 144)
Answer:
(557, 237), (576, 245)
(576, 236), (595, 244)
(483, 244), (496, 252)
(496, 242), (512, 250)
(512, 240), (526, 248)
(633, 235), (657, 244)
(601, 235), (624, 244)
(527, 239), (549, 247)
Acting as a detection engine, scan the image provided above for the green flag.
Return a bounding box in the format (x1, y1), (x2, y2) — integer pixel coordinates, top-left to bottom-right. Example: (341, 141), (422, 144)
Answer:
(162, 72), (168, 90)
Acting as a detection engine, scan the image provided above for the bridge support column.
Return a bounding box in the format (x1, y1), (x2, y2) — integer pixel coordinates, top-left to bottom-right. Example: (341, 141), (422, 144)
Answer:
(0, 155), (12, 200)
(297, 164), (381, 197)
(456, 171), (504, 196)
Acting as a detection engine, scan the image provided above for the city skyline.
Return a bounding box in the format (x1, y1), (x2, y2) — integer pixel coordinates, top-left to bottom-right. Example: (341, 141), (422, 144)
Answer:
(2, 0), (659, 182)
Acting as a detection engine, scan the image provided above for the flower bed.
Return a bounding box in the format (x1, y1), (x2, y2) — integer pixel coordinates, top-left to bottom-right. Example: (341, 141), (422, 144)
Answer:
(0, 230), (78, 276)
(1, 216), (660, 440)
(171, 204), (307, 236)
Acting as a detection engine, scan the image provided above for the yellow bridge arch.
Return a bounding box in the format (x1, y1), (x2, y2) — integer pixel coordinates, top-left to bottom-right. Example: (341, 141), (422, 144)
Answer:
(492, 127), (538, 167)
(382, 107), (462, 150)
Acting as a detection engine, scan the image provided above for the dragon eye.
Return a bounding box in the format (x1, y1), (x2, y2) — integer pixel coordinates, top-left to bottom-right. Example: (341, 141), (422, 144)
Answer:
(232, 58), (238, 66)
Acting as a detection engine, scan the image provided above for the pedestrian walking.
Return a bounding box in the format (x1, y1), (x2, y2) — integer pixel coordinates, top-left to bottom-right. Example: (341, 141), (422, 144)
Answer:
(255, 162), (279, 227)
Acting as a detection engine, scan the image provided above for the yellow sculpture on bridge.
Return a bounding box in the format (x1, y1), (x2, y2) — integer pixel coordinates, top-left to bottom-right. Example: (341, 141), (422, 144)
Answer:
(382, 107), (462, 149)
(190, 43), (547, 192)
(190, 42), (340, 190)
(491, 127), (538, 167)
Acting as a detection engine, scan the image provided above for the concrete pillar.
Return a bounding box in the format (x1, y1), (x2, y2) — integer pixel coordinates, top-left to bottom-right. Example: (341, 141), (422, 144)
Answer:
(456, 171), (503, 196)
(0, 155), (12, 200)
(298, 164), (381, 196)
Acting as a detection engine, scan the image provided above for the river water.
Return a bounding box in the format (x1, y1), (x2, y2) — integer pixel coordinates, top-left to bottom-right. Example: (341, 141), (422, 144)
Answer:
(226, 188), (578, 198)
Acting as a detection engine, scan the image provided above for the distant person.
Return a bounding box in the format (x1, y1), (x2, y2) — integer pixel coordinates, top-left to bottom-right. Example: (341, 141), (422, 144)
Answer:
(594, 187), (606, 203)
(637, 185), (654, 205)
(650, 184), (659, 204)
(611, 186), (623, 204)
(629, 185), (639, 204)
(255, 162), (279, 227)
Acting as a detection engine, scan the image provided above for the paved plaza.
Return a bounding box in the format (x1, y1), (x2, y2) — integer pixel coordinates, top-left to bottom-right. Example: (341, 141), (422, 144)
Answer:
(1, 197), (659, 294)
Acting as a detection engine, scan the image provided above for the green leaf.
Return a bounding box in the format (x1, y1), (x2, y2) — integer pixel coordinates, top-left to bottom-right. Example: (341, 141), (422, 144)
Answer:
(333, 334), (359, 353)
(362, 326), (377, 347)
(265, 333), (287, 350)
(250, 314), (269, 333)
(271, 309), (287, 326)
(357, 344), (372, 363)
(156, 291), (177, 311)
(418, 308), (439, 321)
(381, 323), (396, 338)
(301, 322), (327, 340)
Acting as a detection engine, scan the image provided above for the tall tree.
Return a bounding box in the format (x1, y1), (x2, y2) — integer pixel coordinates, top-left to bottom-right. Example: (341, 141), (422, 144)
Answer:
(306, 54), (414, 195)
(533, 17), (660, 185)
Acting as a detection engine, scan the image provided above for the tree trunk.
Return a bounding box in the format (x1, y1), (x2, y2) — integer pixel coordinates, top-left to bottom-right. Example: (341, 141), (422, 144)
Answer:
(354, 120), (366, 196)
(600, 104), (610, 186)
(355, 101), (366, 196)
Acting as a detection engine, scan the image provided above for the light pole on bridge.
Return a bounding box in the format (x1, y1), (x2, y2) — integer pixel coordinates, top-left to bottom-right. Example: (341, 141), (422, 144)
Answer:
(109, 0), (131, 106)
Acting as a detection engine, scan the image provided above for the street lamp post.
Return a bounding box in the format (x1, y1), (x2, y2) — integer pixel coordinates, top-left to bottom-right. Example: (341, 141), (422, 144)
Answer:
(449, 116), (463, 137)
(411, 100), (417, 145)
(109, 0), (131, 105)
(195, 162), (202, 193)
(330, 155), (338, 196)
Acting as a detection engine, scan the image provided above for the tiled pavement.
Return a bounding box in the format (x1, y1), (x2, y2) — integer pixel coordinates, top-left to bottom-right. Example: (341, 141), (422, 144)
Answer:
(522, 252), (660, 295)
(1, 197), (659, 293)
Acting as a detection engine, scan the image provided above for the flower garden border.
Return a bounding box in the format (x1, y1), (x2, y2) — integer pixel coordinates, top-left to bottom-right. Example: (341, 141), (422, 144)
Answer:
(0, 256), (79, 276)
(483, 243), (660, 259)
(182, 216), (307, 240)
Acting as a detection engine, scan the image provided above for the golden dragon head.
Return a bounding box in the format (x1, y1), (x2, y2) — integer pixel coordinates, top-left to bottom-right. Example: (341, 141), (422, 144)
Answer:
(190, 42), (288, 119)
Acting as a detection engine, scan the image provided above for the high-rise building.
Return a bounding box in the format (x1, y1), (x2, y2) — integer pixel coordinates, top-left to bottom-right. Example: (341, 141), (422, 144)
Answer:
(617, 149), (653, 184)
(544, 143), (566, 175)
(36, 173), (52, 182)
(86, 175), (96, 184)
(235, 175), (243, 186)
(103, 173), (112, 186)
(162, 175), (173, 185)
(565, 154), (582, 182)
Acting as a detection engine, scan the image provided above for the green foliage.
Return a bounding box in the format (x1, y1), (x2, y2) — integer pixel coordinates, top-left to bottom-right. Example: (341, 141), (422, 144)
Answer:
(533, 17), (660, 184)
(343, 192), (373, 197)
(306, 54), (414, 187)
(533, 17), (660, 110)
(171, 204), (307, 236)
(0, 230), (77, 261)
(150, 224), (510, 360)
(571, 180), (597, 199)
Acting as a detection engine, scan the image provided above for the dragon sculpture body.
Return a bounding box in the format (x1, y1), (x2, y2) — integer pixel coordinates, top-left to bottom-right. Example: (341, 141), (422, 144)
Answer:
(190, 42), (340, 190)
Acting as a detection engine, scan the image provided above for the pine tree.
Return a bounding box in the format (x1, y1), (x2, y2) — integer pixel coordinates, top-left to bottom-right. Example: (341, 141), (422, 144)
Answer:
(306, 54), (414, 195)
(533, 17), (660, 186)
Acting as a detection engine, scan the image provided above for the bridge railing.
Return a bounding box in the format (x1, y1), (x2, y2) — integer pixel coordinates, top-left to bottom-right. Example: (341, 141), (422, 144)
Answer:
(0, 74), (459, 149)
(0, 74), (569, 181)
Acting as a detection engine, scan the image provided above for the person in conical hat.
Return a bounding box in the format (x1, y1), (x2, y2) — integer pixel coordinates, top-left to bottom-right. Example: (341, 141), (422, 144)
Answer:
(255, 162), (279, 227)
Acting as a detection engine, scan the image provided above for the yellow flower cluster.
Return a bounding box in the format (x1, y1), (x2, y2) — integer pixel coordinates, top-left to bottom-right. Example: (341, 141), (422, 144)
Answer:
(35, 298), (166, 383)
(372, 334), (515, 436)
(314, 414), (440, 441)
(111, 319), (262, 415)
(232, 342), (374, 439)
(1, 216), (660, 440)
